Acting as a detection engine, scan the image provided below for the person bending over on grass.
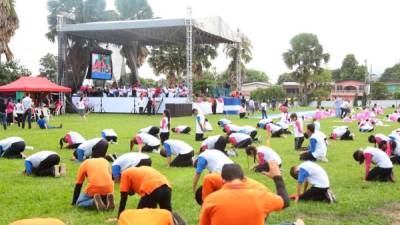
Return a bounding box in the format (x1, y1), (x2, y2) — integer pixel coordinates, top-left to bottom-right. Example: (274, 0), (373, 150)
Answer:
(237, 125), (258, 140)
(192, 149), (233, 192)
(245, 146), (282, 172)
(37, 115), (62, 129)
(358, 119), (374, 132)
(0, 136), (26, 158)
(171, 125), (191, 134)
(72, 157), (115, 211)
(60, 131), (85, 149)
(112, 152), (152, 182)
(195, 173), (271, 205)
(10, 218), (66, 225)
(72, 138), (109, 162)
(200, 135), (228, 153)
(353, 147), (394, 182)
(378, 140), (400, 164)
(289, 161), (336, 203)
(257, 118), (273, 129)
(160, 139), (194, 167)
(368, 133), (390, 148)
(299, 124), (328, 162)
(228, 132), (252, 149)
(118, 209), (186, 225)
(130, 132), (161, 153)
(118, 166), (172, 217)
(217, 118), (231, 127)
(329, 126), (354, 140)
(102, 129), (118, 143)
(265, 122), (285, 138)
(193, 108), (206, 141)
(222, 123), (240, 134)
(24, 151), (65, 177)
(139, 126), (160, 138)
(290, 113), (304, 150)
(199, 163), (290, 225)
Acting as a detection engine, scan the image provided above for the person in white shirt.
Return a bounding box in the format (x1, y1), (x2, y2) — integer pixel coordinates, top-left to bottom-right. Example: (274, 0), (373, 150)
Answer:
(160, 110), (171, 144)
(138, 96), (145, 114)
(171, 125), (191, 134)
(101, 129), (118, 143)
(77, 96), (86, 120)
(14, 99), (24, 127)
(60, 131), (86, 149)
(130, 132), (161, 152)
(193, 108), (206, 141)
(260, 101), (267, 119)
(228, 133), (252, 149)
(217, 118), (232, 127)
(300, 124), (328, 161)
(24, 151), (65, 177)
(192, 149), (233, 191)
(139, 125), (160, 138)
(160, 139), (194, 167)
(330, 126), (354, 140)
(238, 125), (258, 140)
(245, 146), (282, 172)
(0, 137), (26, 159)
(353, 147), (394, 182)
(73, 138), (109, 162)
(222, 123), (240, 134)
(200, 135), (228, 153)
(111, 152), (151, 181)
(290, 161), (335, 203)
(290, 113), (304, 150)
(358, 119), (374, 132)
(21, 93), (33, 129)
(265, 122), (285, 138)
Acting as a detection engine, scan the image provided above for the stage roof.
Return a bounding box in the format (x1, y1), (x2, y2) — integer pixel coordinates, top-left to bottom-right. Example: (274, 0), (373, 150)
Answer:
(58, 17), (239, 45)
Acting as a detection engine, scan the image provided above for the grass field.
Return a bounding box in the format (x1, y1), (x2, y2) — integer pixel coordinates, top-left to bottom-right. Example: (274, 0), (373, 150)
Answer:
(0, 111), (399, 225)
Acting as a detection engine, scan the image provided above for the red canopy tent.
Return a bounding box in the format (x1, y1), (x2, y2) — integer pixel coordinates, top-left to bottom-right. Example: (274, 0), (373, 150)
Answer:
(0, 76), (71, 93)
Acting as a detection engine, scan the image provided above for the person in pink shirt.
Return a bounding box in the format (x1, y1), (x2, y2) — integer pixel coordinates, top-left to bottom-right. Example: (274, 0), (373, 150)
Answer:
(290, 113), (304, 150)
(6, 98), (14, 126)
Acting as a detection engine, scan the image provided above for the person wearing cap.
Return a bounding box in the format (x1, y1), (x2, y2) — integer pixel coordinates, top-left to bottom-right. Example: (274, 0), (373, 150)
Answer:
(199, 163), (290, 225)
(192, 149), (233, 192)
(160, 139), (194, 167)
(329, 126), (354, 140)
(193, 108), (206, 141)
(102, 128), (118, 143)
(24, 151), (65, 177)
(10, 218), (66, 225)
(237, 125), (258, 140)
(353, 147), (394, 182)
(112, 152), (152, 181)
(72, 138), (109, 162)
(72, 157), (115, 211)
(171, 125), (191, 134)
(299, 124), (327, 161)
(195, 173), (271, 205)
(118, 209), (186, 225)
(118, 166), (172, 216)
(60, 131), (85, 149)
(200, 135), (228, 153)
(228, 132), (252, 149)
(290, 113), (304, 150)
(139, 126), (160, 138)
(130, 132), (161, 153)
(289, 161), (336, 203)
(0, 136), (26, 159)
(245, 146), (282, 172)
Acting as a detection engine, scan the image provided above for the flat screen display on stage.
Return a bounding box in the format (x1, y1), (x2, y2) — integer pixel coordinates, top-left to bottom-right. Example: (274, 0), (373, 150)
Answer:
(88, 52), (113, 80)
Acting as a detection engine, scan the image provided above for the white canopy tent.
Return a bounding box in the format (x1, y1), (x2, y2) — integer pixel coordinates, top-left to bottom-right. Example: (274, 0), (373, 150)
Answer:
(56, 16), (242, 101)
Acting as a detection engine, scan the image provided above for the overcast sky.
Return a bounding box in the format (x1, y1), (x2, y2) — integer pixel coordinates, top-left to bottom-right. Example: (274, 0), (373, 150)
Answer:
(9, 0), (400, 82)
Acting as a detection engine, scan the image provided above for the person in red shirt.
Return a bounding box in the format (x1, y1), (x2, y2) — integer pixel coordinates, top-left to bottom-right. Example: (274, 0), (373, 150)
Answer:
(118, 209), (186, 225)
(72, 157), (114, 211)
(118, 166), (172, 216)
(199, 162), (290, 225)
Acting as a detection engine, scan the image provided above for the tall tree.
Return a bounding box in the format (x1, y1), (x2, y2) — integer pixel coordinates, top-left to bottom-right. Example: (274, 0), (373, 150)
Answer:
(380, 63), (400, 82)
(276, 72), (295, 85)
(39, 53), (58, 82)
(0, 0), (19, 62)
(339, 54), (366, 81)
(244, 69), (269, 83)
(282, 33), (330, 104)
(223, 34), (252, 88)
(0, 60), (31, 85)
(370, 82), (389, 100)
(331, 68), (341, 81)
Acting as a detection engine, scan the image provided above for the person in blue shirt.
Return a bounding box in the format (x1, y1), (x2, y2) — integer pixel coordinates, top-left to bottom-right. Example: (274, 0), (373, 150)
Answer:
(37, 115), (62, 129)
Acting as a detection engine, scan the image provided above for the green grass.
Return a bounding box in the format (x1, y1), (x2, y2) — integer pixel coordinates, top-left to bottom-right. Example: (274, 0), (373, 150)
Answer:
(0, 111), (399, 225)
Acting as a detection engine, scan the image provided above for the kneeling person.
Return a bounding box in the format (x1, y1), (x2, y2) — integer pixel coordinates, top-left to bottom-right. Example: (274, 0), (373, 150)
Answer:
(228, 132), (252, 149)
(160, 140), (194, 167)
(245, 146), (282, 172)
(73, 138), (109, 162)
(353, 147), (394, 182)
(118, 209), (186, 225)
(0, 136), (26, 158)
(130, 133), (160, 153)
(171, 125), (191, 134)
(139, 126), (160, 138)
(60, 131), (85, 149)
(112, 152), (152, 181)
(330, 126), (354, 140)
(102, 129), (118, 143)
(24, 151), (65, 177)
(200, 135), (228, 153)
(10, 218), (66, 225)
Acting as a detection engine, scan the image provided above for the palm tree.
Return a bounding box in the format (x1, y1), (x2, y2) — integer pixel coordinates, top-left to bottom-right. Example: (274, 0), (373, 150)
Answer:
(283, 33), (330, 104)
(223, 34), (252, 88)
(0, 0), (19, 63)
